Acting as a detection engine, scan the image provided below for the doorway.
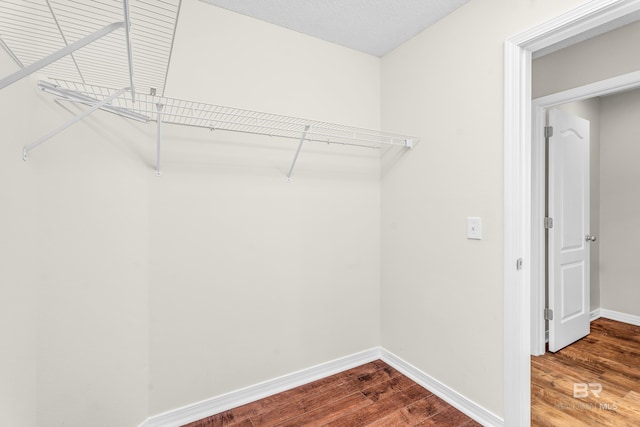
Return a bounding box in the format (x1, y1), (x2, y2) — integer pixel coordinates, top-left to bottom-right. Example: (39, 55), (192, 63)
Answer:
(529, 72), (640, 356)
(504, 1), (640, 425)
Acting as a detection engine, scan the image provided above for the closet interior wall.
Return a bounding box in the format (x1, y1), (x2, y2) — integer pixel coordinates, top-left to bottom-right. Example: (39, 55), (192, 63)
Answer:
(0, 54), (38, 427)
(379, 0), (597, 419)
(1, 1), (383, 425)
(150, 2), (382, 414)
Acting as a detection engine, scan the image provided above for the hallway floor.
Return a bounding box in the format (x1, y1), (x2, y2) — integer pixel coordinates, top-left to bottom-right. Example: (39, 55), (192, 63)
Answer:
(531, 318), (640, 426)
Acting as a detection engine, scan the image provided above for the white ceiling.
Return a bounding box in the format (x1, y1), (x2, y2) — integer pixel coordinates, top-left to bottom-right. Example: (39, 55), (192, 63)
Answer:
(200, 0), (470, 57)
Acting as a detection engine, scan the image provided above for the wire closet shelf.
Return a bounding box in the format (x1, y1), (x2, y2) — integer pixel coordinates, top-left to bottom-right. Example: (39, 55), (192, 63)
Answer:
(0, 0), (181, 97)
(1, 0), (419, 177)
(44, 79), (417, 150)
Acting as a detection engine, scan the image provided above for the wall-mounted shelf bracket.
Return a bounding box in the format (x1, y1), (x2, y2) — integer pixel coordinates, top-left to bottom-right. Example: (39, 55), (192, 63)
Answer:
(0, 22), (124, 91)
(23, 87), (130, 160)
(156, 103), (164, 176)
(287, 125), (311, 182)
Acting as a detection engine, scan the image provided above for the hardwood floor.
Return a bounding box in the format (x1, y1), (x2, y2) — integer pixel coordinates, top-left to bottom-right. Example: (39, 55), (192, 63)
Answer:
(184, 360), (481, 426)
(531, 318), (640, 426)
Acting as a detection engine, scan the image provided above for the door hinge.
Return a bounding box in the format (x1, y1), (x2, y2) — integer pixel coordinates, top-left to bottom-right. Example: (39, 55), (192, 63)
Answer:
(545, 126), (554, 138)
(544, 308), (554, 321)
(516, 258), (523, 270)
(544, 217), (553, 229)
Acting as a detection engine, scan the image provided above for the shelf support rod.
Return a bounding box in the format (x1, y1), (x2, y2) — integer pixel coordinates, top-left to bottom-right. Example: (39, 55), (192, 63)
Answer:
(0, 36), (24, 69)
(123, 0), (136, 103)
(46, 0), (85, 84)
(287, 125), (310, 182)
(23, 87), (129, 160)
(156, 103), (163, 176)
(0, 21), (124, 91)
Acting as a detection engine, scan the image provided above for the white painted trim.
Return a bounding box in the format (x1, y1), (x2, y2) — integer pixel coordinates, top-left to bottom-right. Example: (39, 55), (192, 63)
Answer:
(139, 348), (382, 427)
(535, 70), (640, 106)
(598, 308), (640, 326)
(137, 347), (504, 427)
(381, 349), (504, 427)
(504, 36), (533, 427)
(530, 101), (546, 357)
(504, 1), (640, 426)
(507, 0), (640, 49)
(590, 308), (602, 322)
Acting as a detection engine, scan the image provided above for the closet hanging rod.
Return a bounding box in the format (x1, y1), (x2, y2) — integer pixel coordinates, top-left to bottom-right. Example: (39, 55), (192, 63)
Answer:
(38, 80), (149, 122)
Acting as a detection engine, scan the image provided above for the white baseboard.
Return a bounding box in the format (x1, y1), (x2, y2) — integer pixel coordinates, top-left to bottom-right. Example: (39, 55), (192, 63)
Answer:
(590, 308), (602, 322)
(596, 308), (640, 327)
(139, 348), (382, 427)
(380, 349), (503, 427)
(139, 347), (504, 427)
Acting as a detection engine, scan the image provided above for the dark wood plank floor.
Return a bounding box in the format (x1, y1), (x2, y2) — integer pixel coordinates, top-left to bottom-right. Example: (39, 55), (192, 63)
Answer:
(184, 360), (481, 426)
(531, 318), (640, 426)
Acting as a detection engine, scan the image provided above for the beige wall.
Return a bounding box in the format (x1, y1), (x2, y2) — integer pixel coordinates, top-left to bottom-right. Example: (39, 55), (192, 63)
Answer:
(31, 94), (151, 426)
(148, 2), (382, 414)
(380, 0), (590, 418)
(533, 20), (640, 99)
(1, 1), (382, 424)
(11, 0), (637, 424)
(0, 58), (38, 427)
(554, 99), (601, 312)
(599, 88), (640, 317)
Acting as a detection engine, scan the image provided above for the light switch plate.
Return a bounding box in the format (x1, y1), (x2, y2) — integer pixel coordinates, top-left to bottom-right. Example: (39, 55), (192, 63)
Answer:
(467, 217), (482, 240)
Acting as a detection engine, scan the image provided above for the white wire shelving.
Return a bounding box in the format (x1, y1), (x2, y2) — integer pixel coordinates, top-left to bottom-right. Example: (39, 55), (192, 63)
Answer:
(36, 79), (418, 178)
(49, 79), (415, 149)
(1, 0), (418, 179)
(0, 0), (181, 96)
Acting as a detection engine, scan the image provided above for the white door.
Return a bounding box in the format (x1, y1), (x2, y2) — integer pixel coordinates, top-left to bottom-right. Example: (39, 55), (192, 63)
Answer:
(548, 108), (592, 353)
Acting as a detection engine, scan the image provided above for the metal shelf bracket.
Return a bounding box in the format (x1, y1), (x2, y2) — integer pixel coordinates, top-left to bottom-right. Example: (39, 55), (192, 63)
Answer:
(23, 87), (130, 160)
(156, 103), (164, 176)
(287, 125), (310, 182)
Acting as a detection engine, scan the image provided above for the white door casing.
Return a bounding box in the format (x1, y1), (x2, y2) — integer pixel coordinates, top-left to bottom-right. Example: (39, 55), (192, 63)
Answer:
(547, 108), (591, 352)
(505, 2), (640, 425)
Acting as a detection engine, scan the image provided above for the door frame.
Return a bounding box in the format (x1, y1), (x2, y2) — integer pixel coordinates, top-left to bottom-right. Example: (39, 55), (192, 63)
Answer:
(530, 71), (640, 356)
(504, 0), (640, 425)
